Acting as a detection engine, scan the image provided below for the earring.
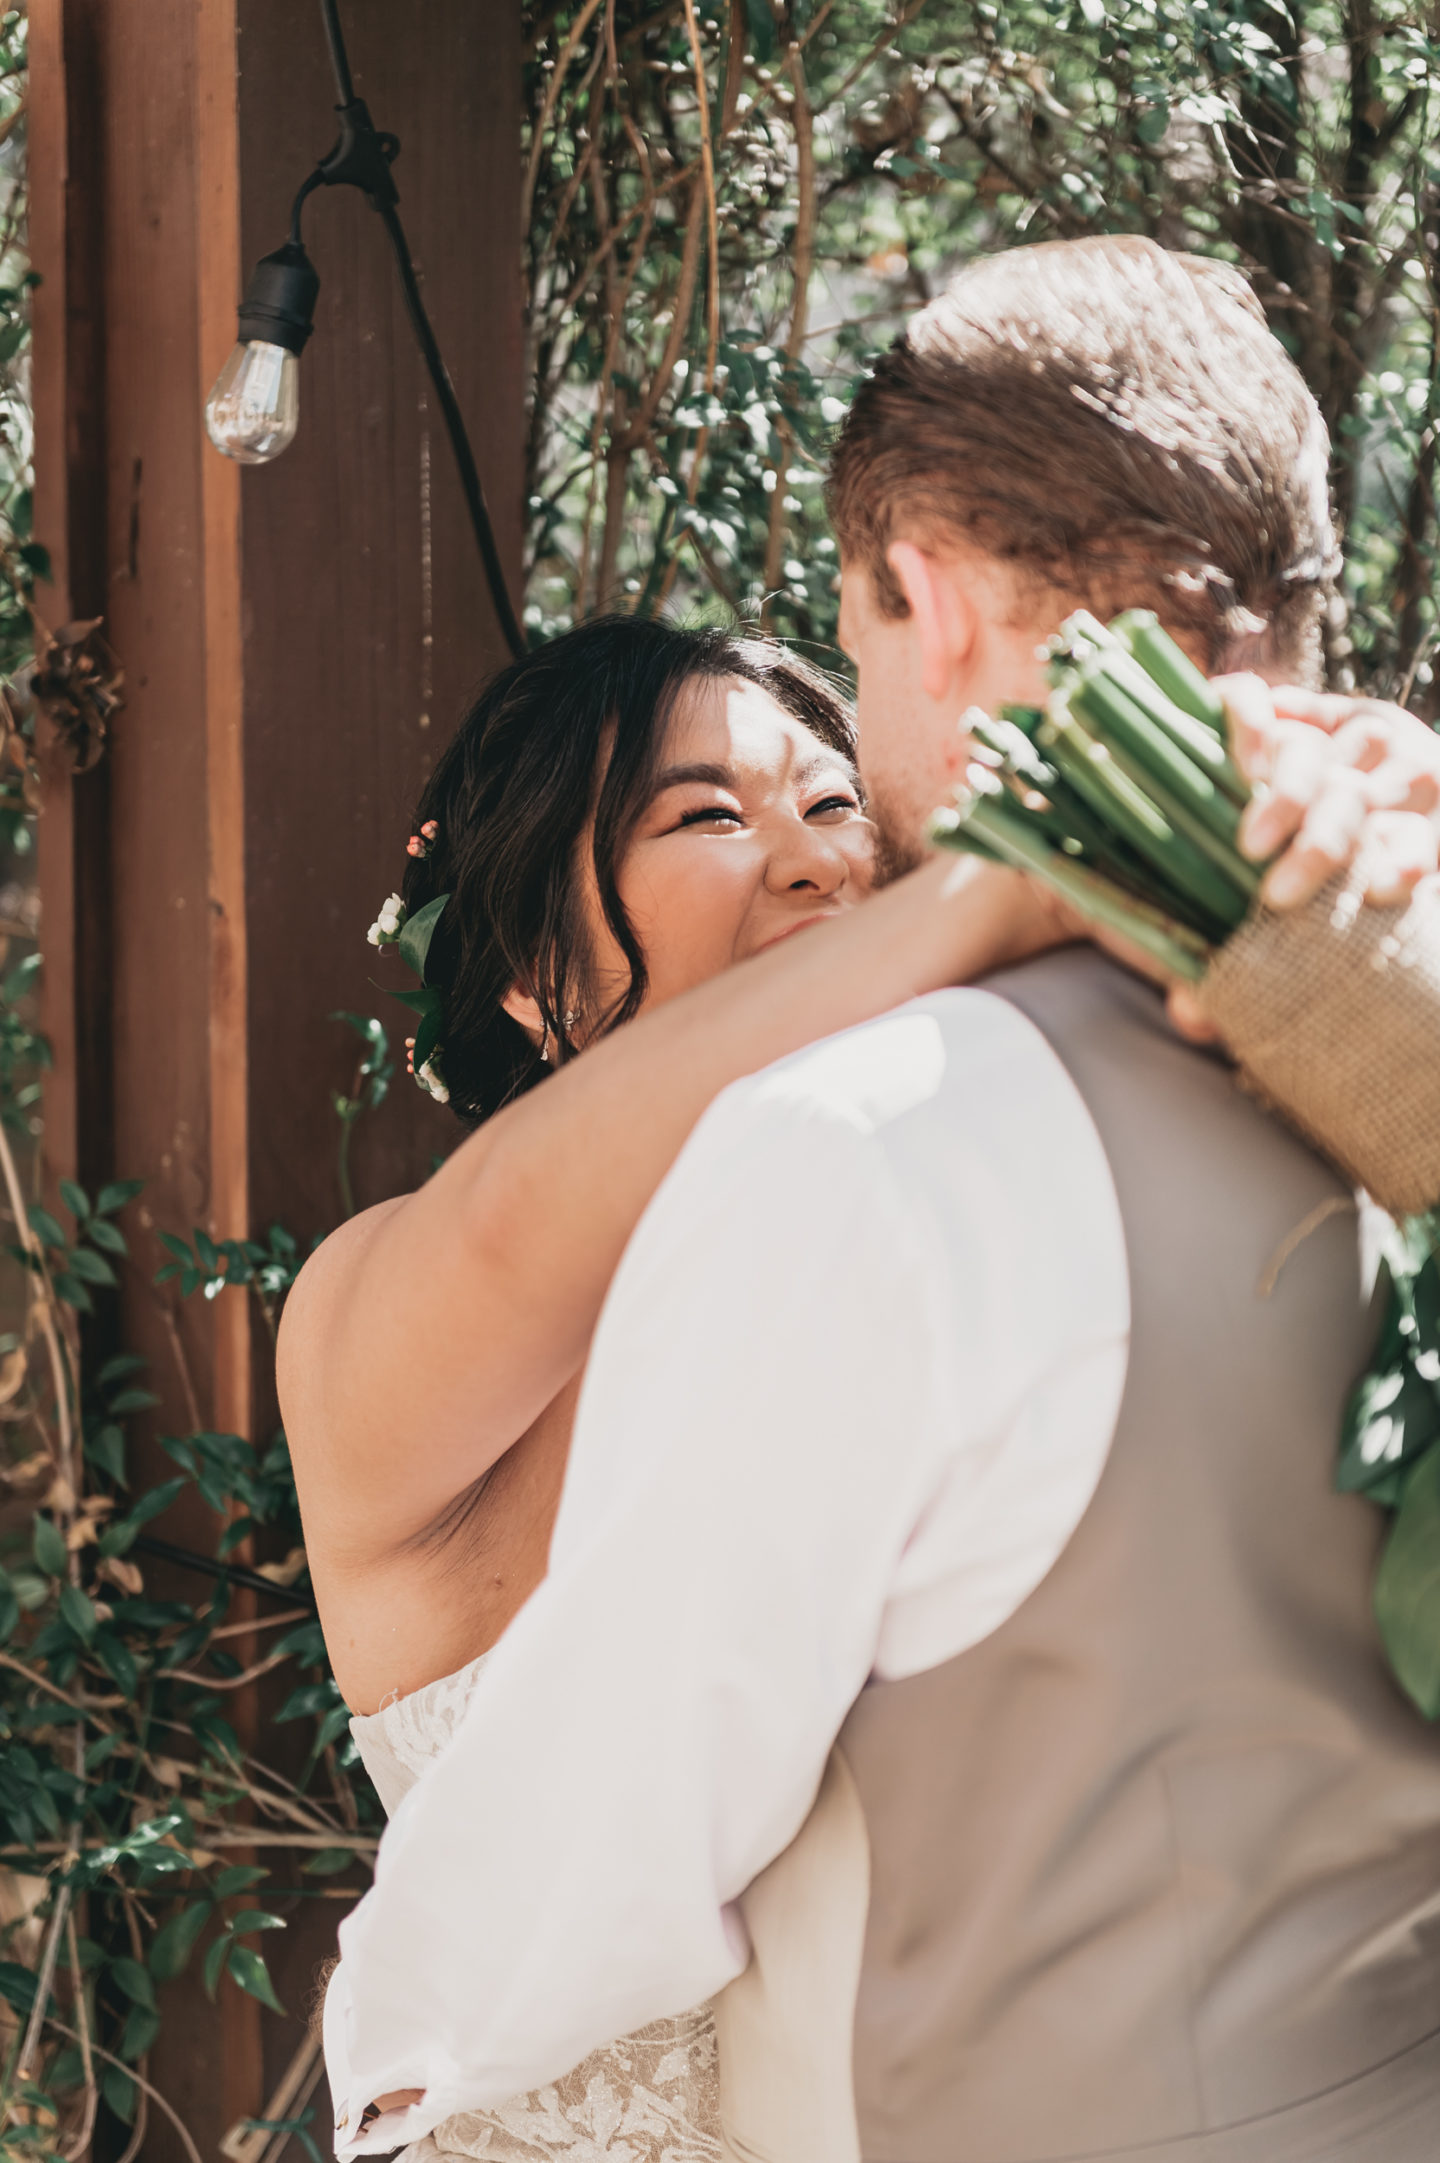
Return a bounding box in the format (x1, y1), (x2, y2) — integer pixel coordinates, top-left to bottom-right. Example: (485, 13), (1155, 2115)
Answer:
(539, 1022), (551, 1065)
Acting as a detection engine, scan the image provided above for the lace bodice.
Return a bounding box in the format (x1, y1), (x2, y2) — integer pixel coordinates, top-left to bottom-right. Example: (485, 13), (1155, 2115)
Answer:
(349, 1660), (720, 2162)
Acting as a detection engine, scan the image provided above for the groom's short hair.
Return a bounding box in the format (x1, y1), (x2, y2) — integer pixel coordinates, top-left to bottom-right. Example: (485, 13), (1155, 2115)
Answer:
(828, 236), (1338, 681)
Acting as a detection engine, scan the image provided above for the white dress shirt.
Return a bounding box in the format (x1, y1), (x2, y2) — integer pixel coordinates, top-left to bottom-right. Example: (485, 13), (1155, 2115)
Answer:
(329, 987), (1130, 2155)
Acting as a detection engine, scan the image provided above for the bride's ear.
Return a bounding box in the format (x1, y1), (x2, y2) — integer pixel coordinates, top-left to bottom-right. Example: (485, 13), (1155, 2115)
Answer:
(502, 984), (544, 1047)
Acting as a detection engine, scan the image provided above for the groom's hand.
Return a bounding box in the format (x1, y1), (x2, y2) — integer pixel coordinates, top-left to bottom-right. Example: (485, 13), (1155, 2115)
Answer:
(1167, 675), (1440, 1043)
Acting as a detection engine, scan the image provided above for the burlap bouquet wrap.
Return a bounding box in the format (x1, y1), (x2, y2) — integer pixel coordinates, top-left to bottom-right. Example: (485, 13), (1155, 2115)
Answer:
(1197, 871), (1440, 1218)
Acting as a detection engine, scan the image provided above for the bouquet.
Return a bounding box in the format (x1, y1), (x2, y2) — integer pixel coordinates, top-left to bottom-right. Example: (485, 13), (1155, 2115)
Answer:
(931, 609), (1440, 1221)
(933, 612), (1440, 1715)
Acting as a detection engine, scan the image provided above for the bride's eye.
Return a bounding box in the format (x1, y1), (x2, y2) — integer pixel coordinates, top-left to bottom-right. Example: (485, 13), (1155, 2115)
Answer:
(806, 793), (862, 821)
(678, 804), (743, 829)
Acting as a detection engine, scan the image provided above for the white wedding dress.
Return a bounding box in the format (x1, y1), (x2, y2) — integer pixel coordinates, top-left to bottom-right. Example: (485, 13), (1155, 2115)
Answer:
(348, 1655), (721, 2163)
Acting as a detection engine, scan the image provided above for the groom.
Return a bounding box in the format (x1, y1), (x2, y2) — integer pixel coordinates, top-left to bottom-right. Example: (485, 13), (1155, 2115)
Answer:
(333, 238), (1440, 2160)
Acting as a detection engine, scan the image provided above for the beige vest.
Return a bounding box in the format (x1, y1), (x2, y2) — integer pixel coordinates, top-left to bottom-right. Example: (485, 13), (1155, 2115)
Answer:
(716, 952), (1440, 2163)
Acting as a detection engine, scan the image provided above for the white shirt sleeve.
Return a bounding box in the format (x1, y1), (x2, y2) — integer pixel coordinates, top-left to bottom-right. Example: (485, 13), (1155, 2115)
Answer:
(328, 990), (1129, 2156)
(330, 1063), (959, 2152)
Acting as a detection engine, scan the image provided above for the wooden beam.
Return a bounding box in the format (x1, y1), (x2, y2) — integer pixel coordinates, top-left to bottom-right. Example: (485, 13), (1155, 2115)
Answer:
(28, 1), (524, 2151)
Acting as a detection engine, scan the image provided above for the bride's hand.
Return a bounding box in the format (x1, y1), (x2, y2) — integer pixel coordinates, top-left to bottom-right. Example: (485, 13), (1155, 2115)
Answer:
(1168, 674), (1440, 1041)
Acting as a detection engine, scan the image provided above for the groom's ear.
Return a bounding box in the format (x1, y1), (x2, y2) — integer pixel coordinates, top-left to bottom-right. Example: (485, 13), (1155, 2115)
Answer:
(886, 541), (979, 702)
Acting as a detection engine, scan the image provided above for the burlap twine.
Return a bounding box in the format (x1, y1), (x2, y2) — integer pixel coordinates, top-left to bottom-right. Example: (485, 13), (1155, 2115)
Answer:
(1197, 870), (1440, 1218)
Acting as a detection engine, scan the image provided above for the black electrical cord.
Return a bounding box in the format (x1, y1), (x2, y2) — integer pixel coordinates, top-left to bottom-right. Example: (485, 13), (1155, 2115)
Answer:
(320, 0), (357, 107)
(133, 1533), (319, 1611)
(311, 0), (526, 659)
(376, 203), (527, 661)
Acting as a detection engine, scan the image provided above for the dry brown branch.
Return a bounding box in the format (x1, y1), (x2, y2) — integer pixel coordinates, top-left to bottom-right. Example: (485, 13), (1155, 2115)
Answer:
(153, 1296), (203, 1435)
(817, 0), (930, 115)
(522, 0), (606, 243)
(158, 1647), (297, 1693)
(14, 1726), (85, 2083)
(763, 36), (817, 620)
(208, 1607), (313, 1642)
(0, 1107), (77, 1516)
(44, 2017), (203, 2163)
(58, 1905), (97, 2162)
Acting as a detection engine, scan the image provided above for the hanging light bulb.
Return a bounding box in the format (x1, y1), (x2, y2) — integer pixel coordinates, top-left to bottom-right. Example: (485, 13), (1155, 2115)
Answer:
(205, 241), (320, 466)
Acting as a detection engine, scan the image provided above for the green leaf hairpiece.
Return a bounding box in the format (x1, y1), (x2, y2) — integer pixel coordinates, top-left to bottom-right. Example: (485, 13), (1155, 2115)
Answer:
(367, 882), (452, 1104)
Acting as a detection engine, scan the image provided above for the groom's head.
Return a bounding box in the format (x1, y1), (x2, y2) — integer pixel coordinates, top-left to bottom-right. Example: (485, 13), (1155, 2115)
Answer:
(829, 235), (1338, 869)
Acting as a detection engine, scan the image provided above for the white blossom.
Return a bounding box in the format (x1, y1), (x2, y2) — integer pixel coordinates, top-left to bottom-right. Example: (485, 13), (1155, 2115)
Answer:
(367, 892), (406, 946)
(417, 1057), (449, 1105)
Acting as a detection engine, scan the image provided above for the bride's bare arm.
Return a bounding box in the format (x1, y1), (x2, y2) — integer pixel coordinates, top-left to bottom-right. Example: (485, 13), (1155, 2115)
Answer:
(278, 854), (1051, 1567)
(280, 689), (1440, 1604)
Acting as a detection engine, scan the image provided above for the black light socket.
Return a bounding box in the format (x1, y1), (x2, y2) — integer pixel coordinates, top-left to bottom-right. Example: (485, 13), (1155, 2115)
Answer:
(235, 240), (321, 356)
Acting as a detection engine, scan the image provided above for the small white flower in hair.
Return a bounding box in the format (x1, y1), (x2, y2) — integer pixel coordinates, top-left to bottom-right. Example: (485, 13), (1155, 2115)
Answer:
(417, 1057), (449, 1104)
(368, 892), (407, 947)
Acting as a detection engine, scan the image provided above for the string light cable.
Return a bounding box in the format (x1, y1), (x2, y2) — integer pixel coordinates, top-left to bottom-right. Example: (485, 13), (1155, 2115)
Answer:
(204, 0), (525, 660)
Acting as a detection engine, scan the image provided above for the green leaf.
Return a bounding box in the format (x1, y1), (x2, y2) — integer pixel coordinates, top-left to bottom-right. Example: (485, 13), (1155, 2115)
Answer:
(52, 1270), (92, 1313)
(107, 1387), (160, 1415)
(86, 1423), (127, 1486)
(118, 1476), (184, 1532)
(120, 2003), (161, 2062)
(411, 999), (444, 1077)
(149, 1901), (212, 1981)
(27, 1204), (64, 1249)
(276, 1681), (340, 1724)
(212, 1863), (268, 1899)
(87, 1218), (129, 1257)
(0, 1959), (37, 2013)
(65, 1245), (117, 1287)
(1337, 1360), (1440, 1492)
(97, 1352), (147, 1385)
(58, 1582), (96, 1643)
(227, 1942), (286, 2016)
(95, 1180), (143, 1216)
(102, 2063), (136, 2125)
(203, 1933), (231, 2000)
(300, 1847), (356, 1876)
(743, 0), (776, 60)
(94, 1628), (138, 1698)
(108, 1956), (155, 2011)
(396, 893), (450, 983)
(32, 1515), (67, 1578)
(1375, 1445), (1440, 1718)
(229, 1909), (287, 1937)
(58, 1179), (89, 1220)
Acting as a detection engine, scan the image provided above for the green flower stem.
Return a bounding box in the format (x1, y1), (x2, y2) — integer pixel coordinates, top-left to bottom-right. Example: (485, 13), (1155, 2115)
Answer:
(1070, 665), (1245, 848)
(1090, 723), (1260, 909)
(1099, 644), (1249, 803)
(1039, 703), (1237, 938)
(1110, 609), (1229, 736)
(934, 791), (1211, 982)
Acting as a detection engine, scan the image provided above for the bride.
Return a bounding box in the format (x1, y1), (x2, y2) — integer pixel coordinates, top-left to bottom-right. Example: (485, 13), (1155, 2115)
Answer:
(277, 612), (1415, 2161)
(280, 612), (1076, 2159)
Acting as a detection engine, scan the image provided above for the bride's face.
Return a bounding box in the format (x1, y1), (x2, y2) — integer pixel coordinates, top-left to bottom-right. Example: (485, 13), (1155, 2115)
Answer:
(592, 674), (876, 1015)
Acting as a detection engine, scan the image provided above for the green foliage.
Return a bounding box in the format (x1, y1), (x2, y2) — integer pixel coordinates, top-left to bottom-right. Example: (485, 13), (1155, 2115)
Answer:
(522, 0), (1440, 708)
(1340, 1211), (1440, 1712)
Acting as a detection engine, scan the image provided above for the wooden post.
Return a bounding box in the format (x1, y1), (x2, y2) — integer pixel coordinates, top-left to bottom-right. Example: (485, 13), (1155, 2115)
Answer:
(31, 2), (523, 2152)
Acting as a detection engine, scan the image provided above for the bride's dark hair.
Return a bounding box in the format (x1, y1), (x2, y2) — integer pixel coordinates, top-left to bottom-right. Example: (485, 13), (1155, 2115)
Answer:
(401, 615), (856, 1127)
